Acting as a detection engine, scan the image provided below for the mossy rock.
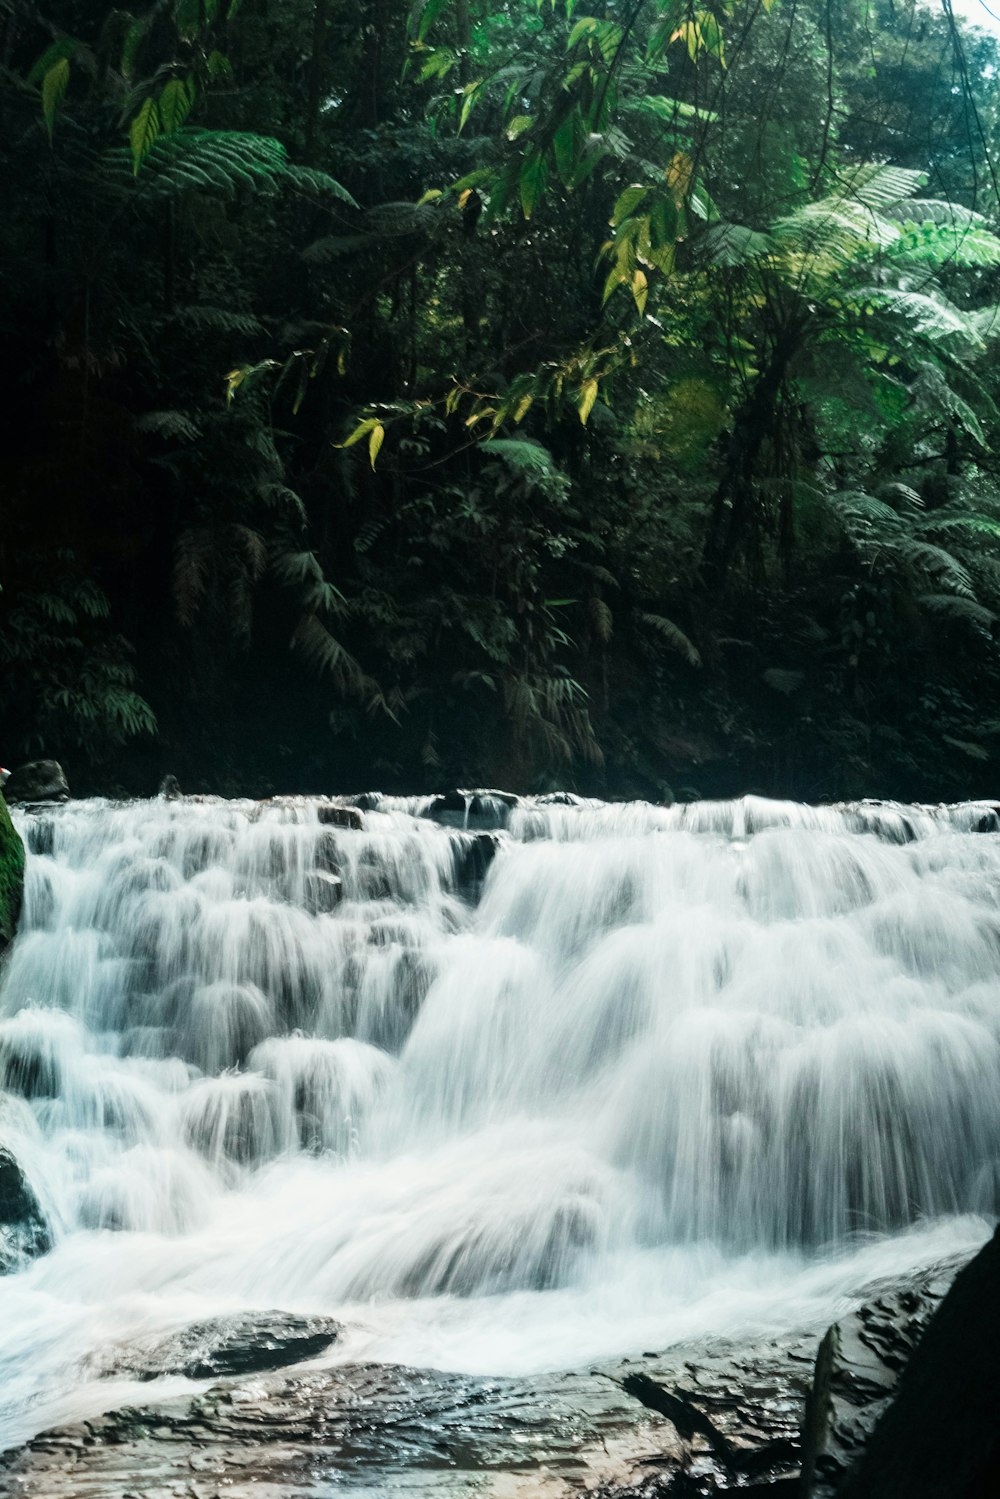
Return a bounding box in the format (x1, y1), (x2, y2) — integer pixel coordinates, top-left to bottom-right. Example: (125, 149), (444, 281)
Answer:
(0, 793), (25, 955)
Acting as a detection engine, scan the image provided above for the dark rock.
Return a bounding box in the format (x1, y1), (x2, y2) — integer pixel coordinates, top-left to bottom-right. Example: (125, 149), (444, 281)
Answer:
(0, 793), (25, 955)
(799, 1257), (967, 1498)
(4, 761), (70, 805)
(0, 1148), (52, 1272)
(314, 830), (342, 874)
(424, 789), (519, 831)
(23, 817), (55, 856)
(352, 792), (384, 811)
(830, 1230), (1000, 1499)
(304, 869), (344, 914)
(111, 1311), (342, 1382)
(317, 803), (364, 830)
(536, 792), (583, 806)
(158, 775), (181, 800)
(452, 831), (502, 902)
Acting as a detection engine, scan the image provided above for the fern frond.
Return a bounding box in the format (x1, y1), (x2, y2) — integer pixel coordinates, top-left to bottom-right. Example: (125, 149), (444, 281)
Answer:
(638, 612), (702, 666)
(697, 222), (775, 266)
(101, 129), (357, 204)
(918, 593), (996, 629)
(915, 514), (1000, 543)
(173, 526), (214, 626)
(588, 596), (614, 643)
(832, 162), (926, 208)
(482, 438), (558, 475)
(882, 200), (986, 228)
(889, 222), (1000, 269)
(830, 490), (903, 530)
(898, 540), (975, 598)
(170, 305), (265, 335)
(135, 409), (202, 441)
(848, 287), (978, 344)
(290, 613), (376, 700)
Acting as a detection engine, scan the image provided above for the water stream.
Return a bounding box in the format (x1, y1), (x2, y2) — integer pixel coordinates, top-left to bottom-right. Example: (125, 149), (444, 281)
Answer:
(0, 792), (997, 1448)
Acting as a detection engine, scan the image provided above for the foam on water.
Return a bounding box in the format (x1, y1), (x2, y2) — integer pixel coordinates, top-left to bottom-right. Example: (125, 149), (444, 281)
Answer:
(0, 792), (997, 1447)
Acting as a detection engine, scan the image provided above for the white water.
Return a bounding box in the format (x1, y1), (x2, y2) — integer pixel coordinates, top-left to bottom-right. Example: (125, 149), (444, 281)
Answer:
(0, 791), (997, 1448)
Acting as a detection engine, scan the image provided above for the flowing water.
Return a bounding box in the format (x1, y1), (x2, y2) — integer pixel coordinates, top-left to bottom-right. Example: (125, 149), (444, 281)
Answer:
(0, 791), (997, 1449)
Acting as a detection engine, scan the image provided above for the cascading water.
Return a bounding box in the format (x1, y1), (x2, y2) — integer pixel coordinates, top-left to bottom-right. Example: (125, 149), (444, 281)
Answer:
(0, 791), (997, 1449)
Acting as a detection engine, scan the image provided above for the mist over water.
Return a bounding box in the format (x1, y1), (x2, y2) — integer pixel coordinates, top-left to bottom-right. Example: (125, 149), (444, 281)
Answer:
(0, 792), (997, 1448)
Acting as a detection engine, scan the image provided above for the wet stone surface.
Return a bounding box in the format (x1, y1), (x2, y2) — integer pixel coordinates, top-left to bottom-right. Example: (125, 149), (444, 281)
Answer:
(1, 1258), (965, 1498)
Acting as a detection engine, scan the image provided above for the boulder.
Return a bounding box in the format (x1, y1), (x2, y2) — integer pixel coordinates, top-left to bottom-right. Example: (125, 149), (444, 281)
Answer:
(110, 1310), (341, 1382)
(424, 790), (519, 831)
(4, 761), (70, 805)
(830, 1228), (1000, 1499)
(304, 870), (344, 914)
(0, 793), (25, 956)
(0, 1148), (52, 1272)
(453, 831), (502, 902)
(799, 1261), (960, 1498)
(158, 774), (182, 800)
(317, 803), (364, 830)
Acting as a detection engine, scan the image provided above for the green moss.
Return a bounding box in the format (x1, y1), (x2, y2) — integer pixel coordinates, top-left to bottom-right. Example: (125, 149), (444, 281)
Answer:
(0, 794), (25, 954)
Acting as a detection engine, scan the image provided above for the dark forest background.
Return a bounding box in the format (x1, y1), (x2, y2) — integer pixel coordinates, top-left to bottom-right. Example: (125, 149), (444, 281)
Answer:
(3, 0), (1000, 800)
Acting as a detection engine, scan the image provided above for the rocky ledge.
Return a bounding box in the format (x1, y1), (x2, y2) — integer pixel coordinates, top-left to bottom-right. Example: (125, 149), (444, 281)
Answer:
(0, 1249), (984, 1499)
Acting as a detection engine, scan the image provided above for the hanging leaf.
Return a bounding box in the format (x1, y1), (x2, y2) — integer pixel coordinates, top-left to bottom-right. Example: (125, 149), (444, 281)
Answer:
(578, 378), (599, 425)
(369, 423), (385, 468)
(338, 417), (379, 448)
(130, 97), (161, 174)
(205, 50), (234, 80)
(631, 268), (648, 314)
(42, 57), (70, 139)
(159, 78), (195, 135)
(519, 151), (548, 220)
(121, 19), (147, 77)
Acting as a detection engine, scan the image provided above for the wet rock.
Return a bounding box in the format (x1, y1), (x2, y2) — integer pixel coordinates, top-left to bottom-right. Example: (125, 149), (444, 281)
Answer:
(352, 792), (383, 811)
(314, 829), (342, 874)
(317, 803), (364, 830)
(831, 1230), (1000, 1499)
(110, 1311), (342, 1382)
(4, 761), (70, 806)
(0, 1148), (52, 1272)
(799, 1257), (964, 1498)
(452, 831), (502, 901)
(304, 870), (344, 914)
(0, 792), (25, 955)
(158, 774), (181, 800)
(424, 790), (519, 831)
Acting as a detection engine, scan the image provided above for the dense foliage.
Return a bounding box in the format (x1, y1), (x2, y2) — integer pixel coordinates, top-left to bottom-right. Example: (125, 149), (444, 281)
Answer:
(3, 0), (1000, 799)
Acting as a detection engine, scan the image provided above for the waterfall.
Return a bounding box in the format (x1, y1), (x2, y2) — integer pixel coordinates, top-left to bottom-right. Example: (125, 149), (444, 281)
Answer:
(0, 792), (996, 1446)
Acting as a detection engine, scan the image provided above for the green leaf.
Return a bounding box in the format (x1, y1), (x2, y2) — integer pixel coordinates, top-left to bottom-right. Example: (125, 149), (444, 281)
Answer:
(130, 97), (161, 174)
(121, 20), (146, 77)
(205, 50), (234, 81)
(611, 184), (649, 227)
(519, 151), (548, 220)
(339, 417), (379, 448)
(506, 115), (534, 141)
(42, 57), (70, 139)
(578, 378), (599, 425)
(27, 39), (77, 86)
(159, 78), (195, 135)
(369, 423), (385, 468)
(553, 110), (582, 187)
(174, 0), (201, 40)
(458, 80), (482, 132)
